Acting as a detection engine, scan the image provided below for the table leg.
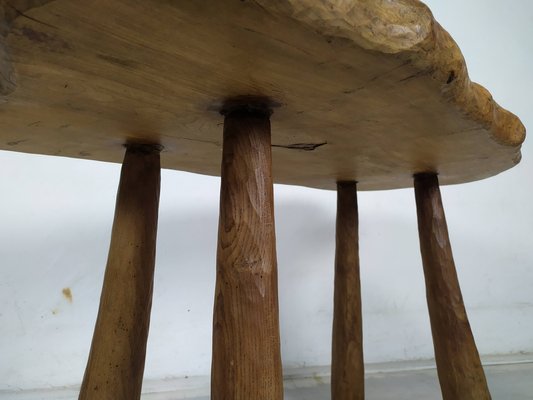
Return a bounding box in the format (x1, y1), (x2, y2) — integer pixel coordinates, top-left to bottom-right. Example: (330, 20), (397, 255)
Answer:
(332, 181), (364, 400)
(211, 103), (283, 400)
(414, 173), (491, 400)
(79, 144), (161, 400)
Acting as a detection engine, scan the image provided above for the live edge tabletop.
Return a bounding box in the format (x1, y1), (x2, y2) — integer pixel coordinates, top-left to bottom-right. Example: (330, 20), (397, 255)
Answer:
(0, 0), (525, 190)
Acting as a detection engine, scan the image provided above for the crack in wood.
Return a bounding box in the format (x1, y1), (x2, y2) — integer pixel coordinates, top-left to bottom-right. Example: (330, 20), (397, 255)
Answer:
(397, 69), (428, 83)
(6, 3), (57, 29)
(272, 142), (327, 151)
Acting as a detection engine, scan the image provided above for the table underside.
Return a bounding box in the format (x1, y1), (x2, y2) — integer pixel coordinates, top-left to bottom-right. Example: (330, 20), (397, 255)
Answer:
(0, 0), (525, 190)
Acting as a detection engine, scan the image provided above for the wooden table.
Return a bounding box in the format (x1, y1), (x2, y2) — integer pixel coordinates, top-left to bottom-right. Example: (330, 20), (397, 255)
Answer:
(1, 1), (525, 399)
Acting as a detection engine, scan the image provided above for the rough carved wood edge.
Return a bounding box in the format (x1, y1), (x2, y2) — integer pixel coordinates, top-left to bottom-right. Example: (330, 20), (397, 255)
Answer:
(255, 0), (525, 147)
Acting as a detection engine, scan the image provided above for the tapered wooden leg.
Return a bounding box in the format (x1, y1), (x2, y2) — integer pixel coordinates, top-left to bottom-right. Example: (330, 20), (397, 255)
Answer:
(211, 104), (283, 400)
(414, 173), (491, 400)
(79, 144), (161, 400)
(332, 181), (364, 400)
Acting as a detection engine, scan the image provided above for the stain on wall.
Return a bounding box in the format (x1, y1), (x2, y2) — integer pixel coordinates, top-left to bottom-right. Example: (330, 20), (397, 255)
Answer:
(62, 287), (73, 303)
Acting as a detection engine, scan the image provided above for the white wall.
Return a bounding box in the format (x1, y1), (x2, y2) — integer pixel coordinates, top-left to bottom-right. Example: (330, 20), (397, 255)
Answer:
(1, 0), (532, 390)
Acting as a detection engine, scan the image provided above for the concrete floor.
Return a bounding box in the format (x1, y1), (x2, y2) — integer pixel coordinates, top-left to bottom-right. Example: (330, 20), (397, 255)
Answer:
(191, 363), (533, 400)
(2, 361), (532, 399)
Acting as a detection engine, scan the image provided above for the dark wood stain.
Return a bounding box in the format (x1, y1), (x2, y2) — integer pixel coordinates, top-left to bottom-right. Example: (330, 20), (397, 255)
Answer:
(211, 110), (283, 400)
(79, 144), (161, 400)
(332, 181), (364, 400)
(414, 173), (491, 400)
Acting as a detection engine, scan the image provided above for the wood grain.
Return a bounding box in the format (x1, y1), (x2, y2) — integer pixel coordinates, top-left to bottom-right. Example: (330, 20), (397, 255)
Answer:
(332, 181), (364, 400)
(414, 173), (491, 400)
(211, 107), (283, 400)
(0, 0), (54, 94)
(79, 144), (161, 400)
(0, 0), (525, 190)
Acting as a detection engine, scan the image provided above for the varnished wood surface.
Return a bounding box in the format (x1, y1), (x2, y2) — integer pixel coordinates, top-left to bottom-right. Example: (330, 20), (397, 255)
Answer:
(211, 110), (283, 399)
(0, 0), (525, 190)
(414, 174), (491, 400)
(332, 182), (364, 400)
(79, 145), (160, 400)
